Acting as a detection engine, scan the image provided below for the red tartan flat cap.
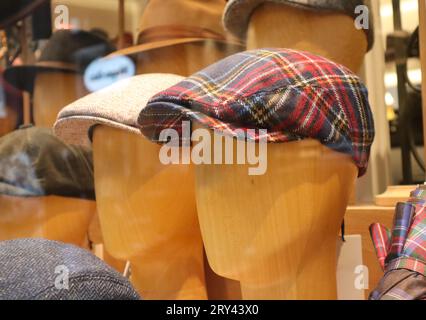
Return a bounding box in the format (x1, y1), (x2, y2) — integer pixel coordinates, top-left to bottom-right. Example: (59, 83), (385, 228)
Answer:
(138, 48), (375, 176)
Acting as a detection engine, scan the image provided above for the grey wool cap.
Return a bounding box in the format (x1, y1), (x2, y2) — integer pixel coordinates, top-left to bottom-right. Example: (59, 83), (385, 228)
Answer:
(0, 239), (140, 300)
(223, 0), (375, 51)
(0, 126), (95, 199)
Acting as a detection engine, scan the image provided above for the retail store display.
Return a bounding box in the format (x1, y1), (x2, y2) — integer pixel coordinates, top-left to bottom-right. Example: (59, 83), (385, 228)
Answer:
(369, 185), (426, 300)
(226, 0), (373, 72)
(0, 238), (140, 300)
(0, 126), (95, 246)
(138, 48), (374, 299)
(54, 0), (245, 300)
(54, 74), (210, 299)
(4, 29), (115, 126)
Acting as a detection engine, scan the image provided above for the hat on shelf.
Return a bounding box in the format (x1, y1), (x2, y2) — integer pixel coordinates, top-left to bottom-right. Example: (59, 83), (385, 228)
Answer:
(0, 126), (95, 199)
(53, 73), (184, 146)
(0, 0), (48, 29)
(223, 0), (375, 51)
(0, 238), (140, 300)
(369, 185), (426, 300)
(4, 29), (116, 93)
(110, 0), (244, 58)
(138, 48), (375, 177)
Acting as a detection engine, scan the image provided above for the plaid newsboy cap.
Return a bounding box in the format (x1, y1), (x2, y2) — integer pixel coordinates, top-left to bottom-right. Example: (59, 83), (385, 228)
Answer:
(138, 48), (375, 176)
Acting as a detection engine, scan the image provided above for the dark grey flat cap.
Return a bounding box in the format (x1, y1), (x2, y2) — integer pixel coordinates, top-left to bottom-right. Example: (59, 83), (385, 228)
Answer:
(0, 239), (140, 300)
(0, 126), (95, 199)
(223, 0), (375, 51)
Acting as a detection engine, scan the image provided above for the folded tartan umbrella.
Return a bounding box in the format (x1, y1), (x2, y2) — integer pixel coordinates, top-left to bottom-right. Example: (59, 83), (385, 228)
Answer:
(369, 185), (426, 300)
(0, 239), (140, 300)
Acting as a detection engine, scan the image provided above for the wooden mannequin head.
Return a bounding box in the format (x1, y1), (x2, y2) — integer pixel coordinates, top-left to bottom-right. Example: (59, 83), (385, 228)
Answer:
(92, 126), (205, 299)
(33, 72), (88, 127)
(136, 42), (241, 76)
(0, 195), (95, 247)
(194, 132), (358, 299)
(246, 3), (368, 72)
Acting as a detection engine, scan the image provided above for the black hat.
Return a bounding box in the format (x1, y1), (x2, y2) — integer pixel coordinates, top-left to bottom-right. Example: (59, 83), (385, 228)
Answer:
(0, 126), (95, 199)
(4, 29), (116, 93)
(0, 0), (48, 29)
(0, 238), (140, 300)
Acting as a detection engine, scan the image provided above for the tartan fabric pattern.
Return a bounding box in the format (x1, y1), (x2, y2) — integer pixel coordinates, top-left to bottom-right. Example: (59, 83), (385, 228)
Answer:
(369, 223), (391, 270)
(138, 48), (375, 176)
(370, 185), (426, 276)
(369, 185), (426, 300)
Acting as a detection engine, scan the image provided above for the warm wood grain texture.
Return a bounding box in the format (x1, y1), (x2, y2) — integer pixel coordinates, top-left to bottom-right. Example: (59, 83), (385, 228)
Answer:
(93, 126), (207, 300)
(0, 104), (18, 137)
(420, 0), (426, 165)
(136, 42), (242, 75)
(246, 3), (368, 73)
(345, 205), (395, 299)
(151, 42), (244, 300)
(195, 132), (358, 300)
(0, 195), (95, 246)
(88, 212), (127, 273)
(374, 185), (416, 207)
(33, 72), (88, 127)
(193, 3), (366, 300)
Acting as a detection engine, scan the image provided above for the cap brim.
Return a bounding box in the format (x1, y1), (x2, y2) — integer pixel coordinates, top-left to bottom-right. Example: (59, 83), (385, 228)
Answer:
(4, 62), (77, 93)
(54, 115), (140, 147)
(53, 73), (185, 146)
(110, 37), (245, 57)
(223, 0), (374, 51)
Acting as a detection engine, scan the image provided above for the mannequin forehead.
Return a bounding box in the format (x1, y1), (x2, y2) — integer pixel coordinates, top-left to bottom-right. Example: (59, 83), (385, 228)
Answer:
(247, 3), (368, 72)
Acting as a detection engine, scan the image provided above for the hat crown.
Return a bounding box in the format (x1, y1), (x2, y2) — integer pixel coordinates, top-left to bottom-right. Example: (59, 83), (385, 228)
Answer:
(0, 127), (95, 198)
(38, 29), (115, 68)
(140, 0), (228, 38)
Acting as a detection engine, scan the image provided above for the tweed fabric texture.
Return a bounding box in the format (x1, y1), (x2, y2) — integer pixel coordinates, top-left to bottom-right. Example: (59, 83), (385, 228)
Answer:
(139, 48), (375, 176)
(54, 74), (184, 146)
(0, 239), (140, 300)
(223, 0), (374, 51)
(0, 126), (94, 199)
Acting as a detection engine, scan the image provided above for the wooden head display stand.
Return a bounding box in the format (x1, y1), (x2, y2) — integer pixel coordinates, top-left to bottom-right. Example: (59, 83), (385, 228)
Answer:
(0, 195), (94, 246)
(194, 3), (368, 300)
(92, 42), (240, 300)
(33, 72), (88, 128)
(0, 72), (94, 248)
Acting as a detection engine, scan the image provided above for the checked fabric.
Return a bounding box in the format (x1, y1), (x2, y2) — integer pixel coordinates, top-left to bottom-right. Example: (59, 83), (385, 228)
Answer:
(138, 48), (375, 176)
(369, 185), (426, 300)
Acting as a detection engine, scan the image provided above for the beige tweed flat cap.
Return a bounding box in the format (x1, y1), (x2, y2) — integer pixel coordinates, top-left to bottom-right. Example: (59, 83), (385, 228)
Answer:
(54, 73), (184, 146)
